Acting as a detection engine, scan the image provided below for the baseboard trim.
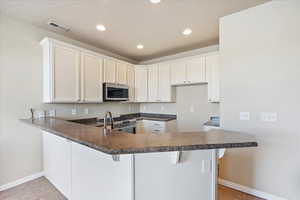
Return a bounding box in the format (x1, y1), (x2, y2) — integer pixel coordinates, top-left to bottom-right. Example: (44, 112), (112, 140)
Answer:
(0, 172), (44, 192)
(218, 178), (287, 200)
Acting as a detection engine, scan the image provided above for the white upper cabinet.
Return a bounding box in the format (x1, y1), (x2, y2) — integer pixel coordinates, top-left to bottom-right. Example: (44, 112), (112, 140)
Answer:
(41, 39), (81, 103)
(147, 65), (159, 102)
(116, 62), (128, 85)
(127, 65), (135, 102)
(206, 54), (220, 103)
(170, 61), (186, 85)
(186, 56), (206, 84)
(81, 53), (103, 103)
(158, 63), (174, 102)
(103, 59), (116, 83)
(170, 56), (206, 86)
(41, 38), (131, 103)
(135, 66), (148, 102)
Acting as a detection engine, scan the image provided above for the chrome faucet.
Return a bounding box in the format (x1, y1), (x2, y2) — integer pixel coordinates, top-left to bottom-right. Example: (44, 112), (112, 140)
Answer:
(104, 111), (114, 130)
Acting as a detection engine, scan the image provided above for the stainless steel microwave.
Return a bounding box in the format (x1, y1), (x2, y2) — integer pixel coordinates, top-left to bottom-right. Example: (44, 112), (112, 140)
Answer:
(103, 83), (129, 101)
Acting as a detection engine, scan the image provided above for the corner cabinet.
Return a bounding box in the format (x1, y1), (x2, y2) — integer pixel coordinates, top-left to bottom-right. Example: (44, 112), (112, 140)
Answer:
(147, 65), (159, 102)
(127, 65), (135, 102)
(135, 65), (148, 102)
(206, 54), (220, 103)
(158, 63), (175, 102)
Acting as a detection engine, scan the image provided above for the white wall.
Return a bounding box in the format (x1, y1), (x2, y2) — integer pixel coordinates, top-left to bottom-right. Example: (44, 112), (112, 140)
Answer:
(0, 14), (139, 186)
(141, 85), (220, 132)
(219, 1), (300, 199)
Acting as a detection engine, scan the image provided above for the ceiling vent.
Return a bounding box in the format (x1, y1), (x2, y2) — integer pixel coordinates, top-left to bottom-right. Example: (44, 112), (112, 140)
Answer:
(47, 20), (70, 32)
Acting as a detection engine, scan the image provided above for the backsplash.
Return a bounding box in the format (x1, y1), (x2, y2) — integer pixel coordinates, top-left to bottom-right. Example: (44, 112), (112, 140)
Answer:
(140, 84), (220, 131)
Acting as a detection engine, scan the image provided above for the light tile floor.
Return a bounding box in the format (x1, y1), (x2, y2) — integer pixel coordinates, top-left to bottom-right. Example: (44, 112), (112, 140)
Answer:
(0, 177), (264, 200)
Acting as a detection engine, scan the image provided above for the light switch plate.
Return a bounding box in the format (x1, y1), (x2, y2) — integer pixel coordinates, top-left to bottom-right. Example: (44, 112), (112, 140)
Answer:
(240, 112), (250, 120)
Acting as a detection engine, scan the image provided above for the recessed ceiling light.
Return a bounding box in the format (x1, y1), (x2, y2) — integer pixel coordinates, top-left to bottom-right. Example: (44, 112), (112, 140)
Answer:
(182, 28), (192, 36)
(150, 0), (161, 4)
(96, 25), (106, 31)
(137, 44), (144, 49)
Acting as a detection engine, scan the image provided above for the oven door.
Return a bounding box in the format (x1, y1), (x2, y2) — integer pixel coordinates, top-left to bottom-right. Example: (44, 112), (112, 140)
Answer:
(103, 83), (129, 101)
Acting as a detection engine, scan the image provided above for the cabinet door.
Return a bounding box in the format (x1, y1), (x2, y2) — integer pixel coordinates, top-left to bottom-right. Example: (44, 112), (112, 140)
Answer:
(170, 61), (186, 85)
(135, 151), (212, 200)
(43, 131), (71, 199)
(81, 53), (103, 102)
(71, 142), (133, 200)
(104, 59), (116, 83)
(135, 66), (148, 102)
(206, 54), (220, 102)
(127, 65), (135, 102)
(158, 63), (172, 102)
(52, 44), (80, 102)
(186, 56), (206, 84)
(148, 65), (159, 102)
(116, 62), (128, 84)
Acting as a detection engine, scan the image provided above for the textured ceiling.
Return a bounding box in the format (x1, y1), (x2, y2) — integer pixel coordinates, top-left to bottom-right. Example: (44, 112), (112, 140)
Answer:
(0, 0), (269, 62)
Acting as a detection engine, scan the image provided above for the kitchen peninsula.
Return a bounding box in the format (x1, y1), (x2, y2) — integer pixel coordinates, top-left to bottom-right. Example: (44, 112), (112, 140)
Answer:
(22, 114), (257, 200)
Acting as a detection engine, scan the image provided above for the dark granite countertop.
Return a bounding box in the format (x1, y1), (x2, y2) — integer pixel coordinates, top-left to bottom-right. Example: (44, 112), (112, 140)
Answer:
(21, 117), (258, 155)
(67, 113), (176, 127)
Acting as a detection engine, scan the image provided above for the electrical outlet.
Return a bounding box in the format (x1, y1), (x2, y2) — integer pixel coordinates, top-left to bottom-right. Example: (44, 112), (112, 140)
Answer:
(261, 112), (277, 122)
(49, 109), (56, 117)
(189, 106), (195, 113)
(143, 106), (147, 111)
(161, 106), (164, 111)
(84, 108), (89, 115)
(240, 112), (250, 120)
(71, 109), (77, 115)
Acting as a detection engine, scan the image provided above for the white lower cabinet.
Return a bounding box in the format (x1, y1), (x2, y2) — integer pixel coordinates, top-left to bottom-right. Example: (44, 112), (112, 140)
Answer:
(43, 131), (71, 199)
(71, 142), (133, 200)
(142, 120), (166, 133)
(135, 151), (213, 200)
(43, 132), (215, 200)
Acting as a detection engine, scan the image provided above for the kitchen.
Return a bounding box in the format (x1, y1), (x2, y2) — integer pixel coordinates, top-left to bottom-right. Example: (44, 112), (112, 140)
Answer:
(0, 0), (299, 200)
